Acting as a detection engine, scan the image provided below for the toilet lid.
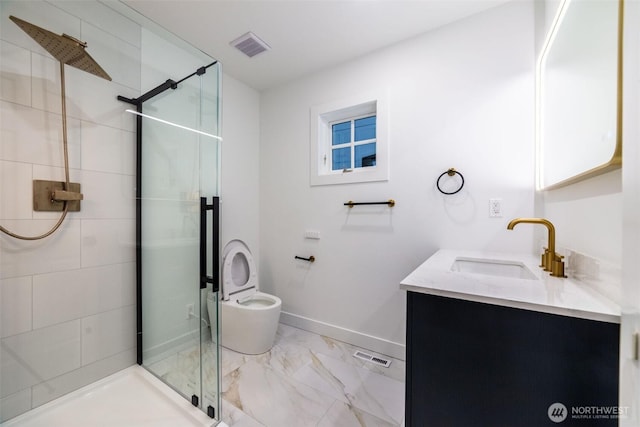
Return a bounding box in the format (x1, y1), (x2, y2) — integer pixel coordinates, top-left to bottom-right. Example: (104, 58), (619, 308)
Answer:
(222, 240), (257, 301)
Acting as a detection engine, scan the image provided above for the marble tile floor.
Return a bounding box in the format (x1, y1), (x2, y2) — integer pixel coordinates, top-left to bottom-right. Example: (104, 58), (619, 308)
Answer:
(149, 323), (405, 427)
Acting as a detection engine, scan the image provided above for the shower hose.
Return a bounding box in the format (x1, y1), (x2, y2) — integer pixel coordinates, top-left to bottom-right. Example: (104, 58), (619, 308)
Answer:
(0, 62), (70, 240)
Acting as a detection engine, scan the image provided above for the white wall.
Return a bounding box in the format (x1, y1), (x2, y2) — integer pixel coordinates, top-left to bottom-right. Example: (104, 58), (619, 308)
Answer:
(0, 1), (139, 421)
(620, 0), (640, 423)
(259, 1), (535, 358)
(541, 171), (622, 265)
(220, 73), (260, 260)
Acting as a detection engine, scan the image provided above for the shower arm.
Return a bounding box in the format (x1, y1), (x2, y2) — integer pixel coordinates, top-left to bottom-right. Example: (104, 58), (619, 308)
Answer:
(0, 62), (70, 240)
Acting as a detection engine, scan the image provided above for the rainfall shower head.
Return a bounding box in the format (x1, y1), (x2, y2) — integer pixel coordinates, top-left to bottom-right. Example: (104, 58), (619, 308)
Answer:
(1, 15), (112, 241)
(10, 15), (111, 81)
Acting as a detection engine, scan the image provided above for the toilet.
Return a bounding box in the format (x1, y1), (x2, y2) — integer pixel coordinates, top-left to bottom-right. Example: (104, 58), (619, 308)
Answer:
(207, 239), (281, 354)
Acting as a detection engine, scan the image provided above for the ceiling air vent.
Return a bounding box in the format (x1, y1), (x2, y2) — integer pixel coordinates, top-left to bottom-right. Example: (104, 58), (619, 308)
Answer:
(230, 32), (271, 58)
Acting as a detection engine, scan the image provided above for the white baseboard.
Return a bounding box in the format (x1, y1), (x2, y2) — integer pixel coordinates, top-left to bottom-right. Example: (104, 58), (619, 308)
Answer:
(279, 311), (406, 361)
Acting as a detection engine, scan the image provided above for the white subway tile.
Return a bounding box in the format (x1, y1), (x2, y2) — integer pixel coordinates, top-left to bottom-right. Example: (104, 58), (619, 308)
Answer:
(0, 101), (81, 169)
(31, 52), (62, 116)
(82, 22), (141, 90)
(77, 171), (135, 219)
(30, 55), (137, 134)
(32, 262), (135, 329)
(65, 69), (137, 133)
(51, 1), (141, 49)
(0, 1), (80, 57)
(32, 270), (84, 330)
(0, 160), (33, 220)
(0, 218), (81, 279)
(0, 41), (31, 106)
(0, 388), (31, 423)
(81, 122), (135, 174)
(81, 305), (135, 365)
(0, 276), (32, 338)
(141, 28), (208, 88)
(81, 262), (136, 314)
(31, 347), (135, 407)
(0, 320), (81, 398)
(80, 219), (135, 268)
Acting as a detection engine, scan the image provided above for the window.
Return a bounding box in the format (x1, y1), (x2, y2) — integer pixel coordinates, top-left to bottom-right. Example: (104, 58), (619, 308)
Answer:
(310, 92), (388, 186)
(330, 115), (377, 171)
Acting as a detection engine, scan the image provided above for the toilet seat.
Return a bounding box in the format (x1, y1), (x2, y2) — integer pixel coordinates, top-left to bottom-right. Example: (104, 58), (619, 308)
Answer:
(222, 240), (258, 301)
(226, 292), (279, 309)
(213, 239), (282, 354)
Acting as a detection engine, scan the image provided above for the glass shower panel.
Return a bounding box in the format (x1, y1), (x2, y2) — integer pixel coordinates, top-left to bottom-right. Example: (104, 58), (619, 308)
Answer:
(199, 64), (221, 417)
(139, 64), (220, 419)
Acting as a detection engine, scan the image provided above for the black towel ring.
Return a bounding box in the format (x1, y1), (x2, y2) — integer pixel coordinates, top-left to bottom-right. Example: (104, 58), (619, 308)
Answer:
(437, 168), (465, 195)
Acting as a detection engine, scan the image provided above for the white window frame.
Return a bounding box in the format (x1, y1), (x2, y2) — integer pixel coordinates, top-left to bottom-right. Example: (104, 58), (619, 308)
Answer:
(310, 92), (388, 186)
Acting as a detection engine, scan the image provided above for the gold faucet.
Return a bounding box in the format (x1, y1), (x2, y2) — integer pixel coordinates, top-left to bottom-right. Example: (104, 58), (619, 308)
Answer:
(507, 218), (566, 278)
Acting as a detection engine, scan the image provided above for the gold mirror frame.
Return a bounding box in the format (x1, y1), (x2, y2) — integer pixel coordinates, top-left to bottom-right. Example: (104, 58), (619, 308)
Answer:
(536, 0), (623, 191)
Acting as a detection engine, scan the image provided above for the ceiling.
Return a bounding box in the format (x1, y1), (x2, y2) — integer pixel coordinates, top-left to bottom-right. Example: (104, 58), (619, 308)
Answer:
(123, 0), (512, 91)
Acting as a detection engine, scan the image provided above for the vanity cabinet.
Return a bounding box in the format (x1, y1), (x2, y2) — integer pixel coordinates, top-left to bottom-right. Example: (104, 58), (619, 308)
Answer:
(405, 291), (620, 426)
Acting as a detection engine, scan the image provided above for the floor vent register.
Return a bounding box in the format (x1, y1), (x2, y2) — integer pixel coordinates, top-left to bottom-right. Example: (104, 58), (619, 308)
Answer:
(353, 350), (392, 368)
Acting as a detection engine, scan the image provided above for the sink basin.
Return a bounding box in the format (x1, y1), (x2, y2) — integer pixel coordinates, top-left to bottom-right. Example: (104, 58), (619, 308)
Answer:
(450, 257), (538, 280)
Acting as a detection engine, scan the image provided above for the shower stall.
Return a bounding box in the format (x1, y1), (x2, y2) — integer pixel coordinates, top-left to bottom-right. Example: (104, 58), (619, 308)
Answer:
(0, 1), (221, 424)
(118, 59), (222, 418)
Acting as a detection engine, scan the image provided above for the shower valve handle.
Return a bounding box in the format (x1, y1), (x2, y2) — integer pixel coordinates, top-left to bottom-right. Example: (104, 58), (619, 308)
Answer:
(52, 190), (84, 201)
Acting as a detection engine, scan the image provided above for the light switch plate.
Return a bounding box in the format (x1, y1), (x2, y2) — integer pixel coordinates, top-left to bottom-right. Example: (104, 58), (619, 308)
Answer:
(304, 230), (321, 239)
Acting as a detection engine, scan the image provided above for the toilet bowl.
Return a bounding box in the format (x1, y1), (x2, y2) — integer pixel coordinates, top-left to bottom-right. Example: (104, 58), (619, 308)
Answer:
(207, 239), (281, 355)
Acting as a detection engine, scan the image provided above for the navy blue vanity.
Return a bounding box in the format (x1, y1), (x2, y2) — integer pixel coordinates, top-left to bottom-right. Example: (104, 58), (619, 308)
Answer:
(401, 250), (621, 427)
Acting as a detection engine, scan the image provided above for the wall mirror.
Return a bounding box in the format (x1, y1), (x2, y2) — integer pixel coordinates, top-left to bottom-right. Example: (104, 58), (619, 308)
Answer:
(537, 0), (622, 190)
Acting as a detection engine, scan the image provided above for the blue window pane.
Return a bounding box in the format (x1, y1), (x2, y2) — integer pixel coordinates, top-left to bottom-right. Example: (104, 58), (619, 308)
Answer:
(332, 122), (351, 146)
(355, 143), (376, 168)
(332, 147), (351, 170)
(355, 116), (376, 141)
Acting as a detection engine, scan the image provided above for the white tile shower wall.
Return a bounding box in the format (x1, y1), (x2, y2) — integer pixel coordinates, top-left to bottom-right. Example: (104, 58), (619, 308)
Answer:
(1, 320), (82, 397)
(32, 263), (135, 330)
(0, 100), (82, 169)
(0, 276), (32, 338)
(259, 1), (536, 358)
(0, 219), (81, 278)
(0, 160), (32, 219)
(0, 40), (31, 105)
(0, 0), (140, 421)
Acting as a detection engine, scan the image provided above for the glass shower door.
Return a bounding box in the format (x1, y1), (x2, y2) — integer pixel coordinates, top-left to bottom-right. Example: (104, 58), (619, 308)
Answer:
(138, 63), (221, 419)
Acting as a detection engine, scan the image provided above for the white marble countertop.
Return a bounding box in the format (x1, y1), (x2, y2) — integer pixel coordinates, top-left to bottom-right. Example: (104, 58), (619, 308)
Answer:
(400, 249), (621, 323)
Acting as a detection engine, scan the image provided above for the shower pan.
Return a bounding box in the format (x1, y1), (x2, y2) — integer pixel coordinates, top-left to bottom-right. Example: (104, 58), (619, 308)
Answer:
(0, 16), (111, 240)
